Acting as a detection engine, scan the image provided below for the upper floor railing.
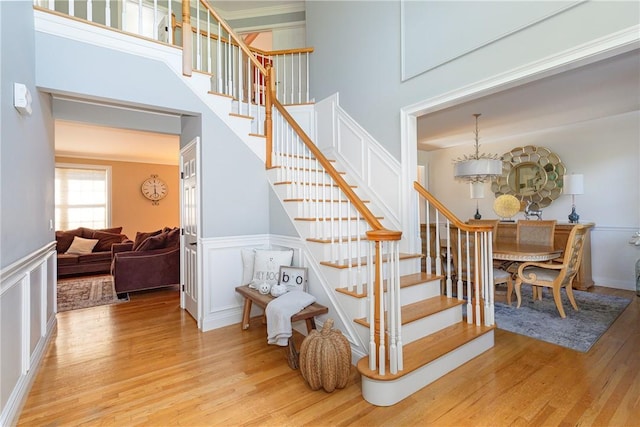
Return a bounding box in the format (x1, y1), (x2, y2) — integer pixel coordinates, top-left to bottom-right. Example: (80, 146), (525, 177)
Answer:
(34, 0), (312, 112)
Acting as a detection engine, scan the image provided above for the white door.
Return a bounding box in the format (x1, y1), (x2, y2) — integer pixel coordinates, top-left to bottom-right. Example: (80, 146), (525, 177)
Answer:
(181, 138), (199, 323)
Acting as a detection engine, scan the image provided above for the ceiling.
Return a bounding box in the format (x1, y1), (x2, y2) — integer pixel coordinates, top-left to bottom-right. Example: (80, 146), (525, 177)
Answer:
(417, 49), (640, 151)
(55, 120), (180, 165)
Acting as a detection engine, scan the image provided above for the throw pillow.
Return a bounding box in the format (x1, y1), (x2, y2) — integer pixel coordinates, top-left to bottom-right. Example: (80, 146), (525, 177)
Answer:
(165, 228), (180, 248)
(55, 228), (83, 253)
(241, 249), (255, 286)
(133, 229), (162, 250)
(251, 249), (294, 286)
(136, 232), (167, 251)
(91, 230), (126, 252)
(65, 236), (99, 255)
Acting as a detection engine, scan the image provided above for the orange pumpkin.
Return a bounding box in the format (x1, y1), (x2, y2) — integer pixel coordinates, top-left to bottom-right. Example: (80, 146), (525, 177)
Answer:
(299, 318), (351, 392)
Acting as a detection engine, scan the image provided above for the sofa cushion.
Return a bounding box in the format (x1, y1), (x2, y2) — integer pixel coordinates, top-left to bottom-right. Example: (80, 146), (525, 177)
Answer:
(165, 228), (180, 248)
(136, 233), (167, 251)
(78, 252), (112, 264)
(133, 229), (162, 250)
(55, 228), (84, 253)
(80, 226), (122, 238)
(57, 254), (80, 266)
(90, 230), (127, 252)
(66, 236), (99, 255)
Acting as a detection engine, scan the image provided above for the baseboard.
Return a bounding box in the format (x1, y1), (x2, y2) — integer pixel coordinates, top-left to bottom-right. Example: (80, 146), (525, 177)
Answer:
(1, 316), (57, 427)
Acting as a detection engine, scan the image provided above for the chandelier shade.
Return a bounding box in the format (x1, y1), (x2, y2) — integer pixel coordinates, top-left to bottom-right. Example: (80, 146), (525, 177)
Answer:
(455, 158), (503, 182)
(453, 113), (503, 183)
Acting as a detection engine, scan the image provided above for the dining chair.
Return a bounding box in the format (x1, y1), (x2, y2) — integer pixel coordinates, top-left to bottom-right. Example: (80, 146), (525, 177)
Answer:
(513, 224), (589, 318)
(516, 219), (557, 246)
(452, 220), (514, 304)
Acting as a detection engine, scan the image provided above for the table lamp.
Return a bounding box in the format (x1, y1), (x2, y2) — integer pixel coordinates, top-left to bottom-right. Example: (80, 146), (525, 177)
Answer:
(563, 173), (584, 223)
(470, 182), (485, 219)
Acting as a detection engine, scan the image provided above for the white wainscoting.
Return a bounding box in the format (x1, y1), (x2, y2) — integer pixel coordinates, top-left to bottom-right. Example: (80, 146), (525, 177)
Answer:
(0, 243), (57, 427)
(315, 93), (402, 231)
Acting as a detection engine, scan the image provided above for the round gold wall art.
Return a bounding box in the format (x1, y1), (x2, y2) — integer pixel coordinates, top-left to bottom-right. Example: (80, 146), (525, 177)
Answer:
(491, 145), (565, 208)
(493, 194), (521, 220)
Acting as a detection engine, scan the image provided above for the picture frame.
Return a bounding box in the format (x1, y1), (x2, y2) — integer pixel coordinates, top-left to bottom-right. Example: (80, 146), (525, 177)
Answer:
(279, 266), (308, 292)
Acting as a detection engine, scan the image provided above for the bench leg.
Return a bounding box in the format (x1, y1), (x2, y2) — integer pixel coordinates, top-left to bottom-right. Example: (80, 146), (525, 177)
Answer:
(305, 318), (316, 333)
(241, 298), (252, 330)
(287, 338), (299, 370)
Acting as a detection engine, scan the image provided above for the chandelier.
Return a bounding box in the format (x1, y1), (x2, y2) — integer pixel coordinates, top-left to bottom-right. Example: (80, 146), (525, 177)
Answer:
(453, 113), (503, 183)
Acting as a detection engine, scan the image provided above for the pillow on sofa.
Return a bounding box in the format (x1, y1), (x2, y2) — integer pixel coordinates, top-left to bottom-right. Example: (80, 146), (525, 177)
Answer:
(133, 230), (162, 250)
(55, 228), (84, 253)
(165, 228), (180, 248)
(65, 236), (99, 255)
(80, 226), (123, 239)
(136, 232), (167, 251)
(251, 249), (294, 286)
(90, 230), (127, 252)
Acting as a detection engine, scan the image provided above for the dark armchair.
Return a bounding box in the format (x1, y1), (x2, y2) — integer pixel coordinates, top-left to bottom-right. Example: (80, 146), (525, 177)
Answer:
(112, 227), (180, 295)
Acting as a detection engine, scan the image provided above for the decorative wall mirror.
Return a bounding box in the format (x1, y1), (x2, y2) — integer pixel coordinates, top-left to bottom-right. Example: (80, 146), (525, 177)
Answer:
(491, 145), (565, 208)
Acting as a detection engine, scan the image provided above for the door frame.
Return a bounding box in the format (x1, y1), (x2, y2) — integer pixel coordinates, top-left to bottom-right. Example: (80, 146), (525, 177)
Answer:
(180, 136), (202, 328)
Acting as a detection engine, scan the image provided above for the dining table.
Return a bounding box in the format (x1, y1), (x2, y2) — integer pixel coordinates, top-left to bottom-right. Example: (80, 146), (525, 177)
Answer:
(492, 242), (563, 301)
(492, 242), (562, 262)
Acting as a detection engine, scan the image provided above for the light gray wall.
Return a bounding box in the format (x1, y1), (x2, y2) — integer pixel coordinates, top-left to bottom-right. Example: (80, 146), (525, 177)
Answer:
(305, 0), (640, 160)
(1, 1), (55, 269)
(34, 31), (270, 238)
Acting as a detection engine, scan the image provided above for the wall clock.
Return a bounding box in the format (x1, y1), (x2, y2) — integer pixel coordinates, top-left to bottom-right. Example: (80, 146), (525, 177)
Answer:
(141, 175), (168, 205)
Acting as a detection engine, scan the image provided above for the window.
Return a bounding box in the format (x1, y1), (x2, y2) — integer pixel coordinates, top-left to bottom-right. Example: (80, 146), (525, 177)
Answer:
(55, 164), (111, 231)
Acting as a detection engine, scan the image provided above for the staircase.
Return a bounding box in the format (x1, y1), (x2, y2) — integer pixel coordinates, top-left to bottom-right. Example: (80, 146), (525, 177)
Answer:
(36, 0), (498, 407)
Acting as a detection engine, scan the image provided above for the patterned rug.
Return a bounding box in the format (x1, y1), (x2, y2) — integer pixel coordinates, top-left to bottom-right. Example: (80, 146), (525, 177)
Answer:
(494, 289), (631, 352)
(57, 274), (129, 312)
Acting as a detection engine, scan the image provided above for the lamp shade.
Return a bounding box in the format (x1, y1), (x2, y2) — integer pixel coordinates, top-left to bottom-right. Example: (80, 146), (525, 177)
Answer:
(454, 158), (503, 181)
(470, 181), (485, 199)
(563, 174), (584, 195)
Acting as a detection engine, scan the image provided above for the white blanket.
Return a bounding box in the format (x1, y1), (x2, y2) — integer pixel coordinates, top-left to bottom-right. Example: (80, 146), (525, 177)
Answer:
(266, 290), (316, 346)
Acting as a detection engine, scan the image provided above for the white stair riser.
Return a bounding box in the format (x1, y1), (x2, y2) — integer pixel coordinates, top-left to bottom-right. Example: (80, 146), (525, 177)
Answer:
(273, 168), (342, 184)
(272, 183), (349, 200)
(335, 279), (442, 320)
(320, 258), (420, 289)
(306, 239), (368, 261)
(294, 219), (372, 238)
(361, 330), (495, 406)
(283, 200), (361, 218)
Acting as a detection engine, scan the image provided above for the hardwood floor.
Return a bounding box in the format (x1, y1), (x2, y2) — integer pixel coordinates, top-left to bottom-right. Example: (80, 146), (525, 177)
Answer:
(17, 286), (639, 426)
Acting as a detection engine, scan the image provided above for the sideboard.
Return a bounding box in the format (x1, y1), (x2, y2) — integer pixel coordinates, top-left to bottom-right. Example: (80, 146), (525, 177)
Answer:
(494, 221), (594, 290)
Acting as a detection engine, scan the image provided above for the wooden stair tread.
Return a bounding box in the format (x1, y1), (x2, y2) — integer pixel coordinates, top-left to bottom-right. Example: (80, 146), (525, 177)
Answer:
(307, 235), (368, 244)
(335, 272), (442, 298)
(270, 166), (346, 174)
(357, 322), (495, 381)
(284, 198), (369, 203)
(354, 296), (463, 327)
(273, 181), (357, 188)
(321, 253), (422, 269)
(295, 216), (381, 222)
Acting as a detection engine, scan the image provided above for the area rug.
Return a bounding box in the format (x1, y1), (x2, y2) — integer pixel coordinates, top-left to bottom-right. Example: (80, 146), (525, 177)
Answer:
(494, 289), (631, 352)
(57, 274), (129, 312)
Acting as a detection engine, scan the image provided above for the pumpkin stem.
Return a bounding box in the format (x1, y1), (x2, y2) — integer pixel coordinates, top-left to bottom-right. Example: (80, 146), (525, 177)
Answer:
(321, 318), (334, 335)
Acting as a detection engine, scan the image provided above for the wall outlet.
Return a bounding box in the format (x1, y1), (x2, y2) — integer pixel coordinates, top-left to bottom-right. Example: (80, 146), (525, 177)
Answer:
(49, 219), (53, 230)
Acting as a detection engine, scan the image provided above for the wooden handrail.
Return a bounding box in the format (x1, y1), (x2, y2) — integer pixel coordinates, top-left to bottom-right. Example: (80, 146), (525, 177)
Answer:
(197, 0), (267, 75)
(273, 99), (393, 234)
(413, 181), (494, 233)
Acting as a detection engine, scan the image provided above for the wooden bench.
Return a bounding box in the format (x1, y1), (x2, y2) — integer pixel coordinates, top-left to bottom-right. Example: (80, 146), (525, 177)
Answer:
(235, 285), (328, 369)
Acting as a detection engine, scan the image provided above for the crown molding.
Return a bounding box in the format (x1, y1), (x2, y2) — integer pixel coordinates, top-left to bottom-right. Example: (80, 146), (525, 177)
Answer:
(216, 3), (305, 21)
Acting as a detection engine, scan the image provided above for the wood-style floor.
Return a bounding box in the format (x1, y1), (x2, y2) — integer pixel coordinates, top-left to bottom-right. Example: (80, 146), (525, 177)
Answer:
(17, 285), (639, 426)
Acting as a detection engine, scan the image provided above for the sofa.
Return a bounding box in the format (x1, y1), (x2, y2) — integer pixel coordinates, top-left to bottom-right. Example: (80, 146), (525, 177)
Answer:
(111, 227), (180, 295)
(56, 227), (132, 278)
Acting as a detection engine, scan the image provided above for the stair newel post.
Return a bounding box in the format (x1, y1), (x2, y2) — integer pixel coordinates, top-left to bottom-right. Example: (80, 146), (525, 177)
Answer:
(181, 0), (192, 77)
(265, 64), (274, 169)
(366, 229), (402, 375)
